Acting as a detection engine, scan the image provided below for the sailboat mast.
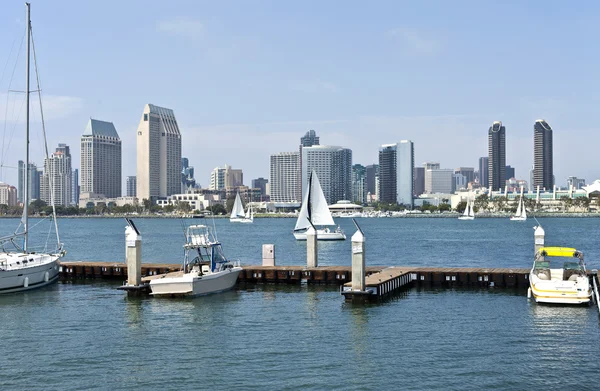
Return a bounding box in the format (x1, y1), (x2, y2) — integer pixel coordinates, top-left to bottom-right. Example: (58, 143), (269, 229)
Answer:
(24, 2), (31, 252)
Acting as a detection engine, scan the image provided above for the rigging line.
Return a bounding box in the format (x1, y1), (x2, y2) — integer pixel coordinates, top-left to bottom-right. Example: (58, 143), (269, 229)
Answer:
(0, 31), (19, 88)
(0, 93), (26, 178)
(31, 25), (61, 248)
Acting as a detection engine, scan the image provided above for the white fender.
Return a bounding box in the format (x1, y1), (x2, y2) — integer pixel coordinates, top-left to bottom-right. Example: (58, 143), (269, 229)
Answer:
(527, 287), (531, 299)
(44, 271), (49, 282)
(24, 277), (29, 288)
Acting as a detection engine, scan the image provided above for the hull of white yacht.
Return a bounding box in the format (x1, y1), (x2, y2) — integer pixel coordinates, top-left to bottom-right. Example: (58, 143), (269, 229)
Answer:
(458, 216), (474, 220)
(294, 229), (346, 241)
(230, 217), (253, 223)
(510, 216), (527, 221)
(0, 254), (60, 294)
(529, 271), (592, 305)
(150, 267), (242, 297)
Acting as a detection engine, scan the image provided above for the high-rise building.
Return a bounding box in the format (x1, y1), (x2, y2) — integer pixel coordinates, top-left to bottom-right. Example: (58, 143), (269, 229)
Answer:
(18, 160), (41, 203)
(505, 165), (515, 180)
(300, 129), (320, 147)
(378, 141), (414, 206)
(351, 164), (366, 204)
(41, 143), (72, 207)
(126, 176), (137, 197)
(72, 168), (80, 205)
(365, 164), (379, 196)
(81, 118), (122, 198)
(413, 167), (425, 196)
(0, 182), (17, 206)
(269, 152), (300, 202)
(478, 157), (489, 187)
(533, 119), (553, 190)
(251, 177), (268, 199)
(301, 145), (352, 205)
(181, 157), (196, 191)
(454, 167), (475, 185)
(488, 121), (506, 191)
(453, 173), (467, 193)
(567, 176), (585, 190)
(136, 104), (182, 200)
(425, 169), (453, 194)
(209, 165), (243, 190)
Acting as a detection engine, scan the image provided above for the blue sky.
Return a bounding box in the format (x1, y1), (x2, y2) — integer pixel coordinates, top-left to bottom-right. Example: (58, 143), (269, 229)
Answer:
(1, 0), (599, 189)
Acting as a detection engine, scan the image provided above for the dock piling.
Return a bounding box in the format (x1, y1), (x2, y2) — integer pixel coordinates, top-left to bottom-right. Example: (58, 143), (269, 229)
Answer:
(117, 218), (150, 296)
(534, 225), (545, 255)
(351, 222), (366, 291)
(262, 244), (275, 266)
(306, 226), (318, 268)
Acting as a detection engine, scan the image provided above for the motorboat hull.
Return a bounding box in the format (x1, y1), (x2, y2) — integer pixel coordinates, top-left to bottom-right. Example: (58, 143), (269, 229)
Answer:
(510, 216), (527, 221)
(230, 218), (253, 223)
(294, 229), (346, 241)
(0, 256), (60, 294)
(529, 273), (592, 305)
(150, 267), (242, 297)
(458, 216), (474, 220)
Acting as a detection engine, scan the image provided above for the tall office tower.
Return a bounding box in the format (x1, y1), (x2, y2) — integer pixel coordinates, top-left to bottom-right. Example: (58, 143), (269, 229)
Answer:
(533, 119), (553, 190)
(72, 169), (80, 204)
(0, 182), (17, 206)
(423, 162), (440, 170)
(209, 164), (243, 190)
(209, 166), (226, 190)
(488, 121), (506, 191)
(351, 164), (366, 204)
(81, 119), (122, 198)
(378, 141), (414, 206)
(478, 157), (489, 187)
(136, 104), (182, 200)
(567, 176), (585, 190)
(18, 160), (41, 203)
(251, 177), (268, 198)
(301, 145), (352, 205)
(300, 129), (320, 147)
(425, 169), (454, 194)
(269, 152), (300, 202)
(454, 167), (475, 185)
(505, 165), (515, 180)
(365, 164), (379, 196)
(181, 157), (196, 191)
(41, 144), (72, 207)
(414, 167), (425, 196)
(453, 173), (467, 192)
(126, 176), (137, 197)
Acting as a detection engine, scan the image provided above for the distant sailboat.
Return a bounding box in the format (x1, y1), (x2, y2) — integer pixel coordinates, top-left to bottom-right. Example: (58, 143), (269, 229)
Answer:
(510, 187), (527, 221)
(293, 171), (345, 240)
(230, 192), (253, 223)
(458, 195), (475, 220)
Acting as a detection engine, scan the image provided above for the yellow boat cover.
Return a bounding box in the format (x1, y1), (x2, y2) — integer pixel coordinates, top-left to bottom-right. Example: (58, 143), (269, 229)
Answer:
(537, 247), (579, 257)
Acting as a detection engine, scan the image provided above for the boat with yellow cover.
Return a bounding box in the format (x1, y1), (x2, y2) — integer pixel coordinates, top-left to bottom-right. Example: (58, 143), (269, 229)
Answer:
(529, 247), (592, 304)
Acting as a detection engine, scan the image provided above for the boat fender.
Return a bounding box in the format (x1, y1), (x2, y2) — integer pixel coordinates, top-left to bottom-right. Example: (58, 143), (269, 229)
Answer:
(24, 277), (29, 288)
(527, 287), (531, 299)
(44, 271), (49, 282)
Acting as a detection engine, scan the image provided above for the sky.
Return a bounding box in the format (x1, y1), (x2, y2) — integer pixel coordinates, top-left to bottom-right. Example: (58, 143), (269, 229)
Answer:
(1, 0), (599, 190)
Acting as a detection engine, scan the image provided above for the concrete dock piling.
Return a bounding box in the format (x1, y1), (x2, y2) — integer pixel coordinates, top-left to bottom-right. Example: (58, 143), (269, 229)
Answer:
(534, 225), (545, 255)
(351, 225), (365, 292)
(262, 244), (275, 266)
(117, 218), (150, 296)
(306, 226), (318, 268)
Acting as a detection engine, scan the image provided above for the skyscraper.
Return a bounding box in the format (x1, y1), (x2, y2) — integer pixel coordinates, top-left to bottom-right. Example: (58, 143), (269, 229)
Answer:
(18, 160), (40, 203)
(365, 164), (379, 197)
(488, 121), (506, 191)
(378, 141), (414, 206)
(251, 177), (268, 199)
(72, 168), (80, 204)
(41, 144), (72, 207)
(425, 169), (453, 194)
(301, 145), (352, 205)
(136, 104), (182, 200)
(413, 167), (425, 196)
(478, 157), (489, 188)
(81, 118), (122, 198)
(300, 129), (320, 147)
(454, 167), (475, 185)
(181, 157), (196, 191)
(533, 119), (553, 190)
(126, 176), (137, 197)
(351, 164), (366, 204)
(505, 165), (515, 180)
(209, 165), (243, 190)
(269, 152), (300, 202)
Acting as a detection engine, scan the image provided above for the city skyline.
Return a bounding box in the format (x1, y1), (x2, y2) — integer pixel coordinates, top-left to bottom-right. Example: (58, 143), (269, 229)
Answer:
(0, 1), (599, 190)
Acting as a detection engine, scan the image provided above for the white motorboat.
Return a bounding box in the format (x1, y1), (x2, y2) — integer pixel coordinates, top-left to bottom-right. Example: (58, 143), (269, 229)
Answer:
(458, 196), (475, 220)
(510, 187), (527, 221)
(149, 225), (242, 297)
(230, 192), (253, 223)
(0, 3), (64, 294)
(293, 170), (345, 240)
(528, 247), (592, 305)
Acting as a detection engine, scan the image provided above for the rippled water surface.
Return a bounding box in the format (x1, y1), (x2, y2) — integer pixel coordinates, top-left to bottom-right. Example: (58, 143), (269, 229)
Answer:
(0, 217), (599, 390)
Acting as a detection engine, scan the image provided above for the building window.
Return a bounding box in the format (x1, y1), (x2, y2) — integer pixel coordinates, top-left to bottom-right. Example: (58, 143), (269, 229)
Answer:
(138, 131), (142, 135)
(144, 114), (148, 121)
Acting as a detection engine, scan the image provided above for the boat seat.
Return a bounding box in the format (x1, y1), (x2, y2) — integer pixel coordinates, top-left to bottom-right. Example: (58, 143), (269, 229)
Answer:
(536, 270), (550, 280)
(568, 274), (579, 282)
(202, 265), (210, 274)
(563, 269), (580, 281)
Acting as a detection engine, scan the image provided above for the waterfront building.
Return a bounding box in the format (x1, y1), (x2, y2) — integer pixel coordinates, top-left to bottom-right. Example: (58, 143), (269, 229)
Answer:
(209, 164), (243, 190)
(414, 167), (425, 196)
(270, 152), (300, 202)
(365, 164), (379, 196)
(81, 119), (122, 199)
(41, 143), (72, 207)
(17, 160), (41, 203)
(181, 157), (196, 192)
(79, 193), (138, 209)
(251, 177), (268, 199)
(126, 176), (137, 197)
(72, 169), (80, 205)
(0, 182), (17, 206)
(567, 176), (585, 190)
(533, 119), (553, 190)
(505, 165), (515, 180)
(301, 145), (352, 205)
(478, 157), (489, 189)
(425, 168), (454, 194)
(351, 164), (367, 204)
(378, 141), (414, 206)
(136, 104), (182, 201)
(453, 173), (467, 192)
(454, 167), (475, 185)
(488, 121), (506, 191)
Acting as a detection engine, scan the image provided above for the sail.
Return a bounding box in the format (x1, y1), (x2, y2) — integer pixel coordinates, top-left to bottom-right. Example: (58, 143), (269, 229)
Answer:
(515, 197), (522, 217)
(294, 181), (311, 231)
(230, 193), (245, 218)
(468, 199), (475, 217)
(294, 171), (335, 231)
(462, 199), (470, 217)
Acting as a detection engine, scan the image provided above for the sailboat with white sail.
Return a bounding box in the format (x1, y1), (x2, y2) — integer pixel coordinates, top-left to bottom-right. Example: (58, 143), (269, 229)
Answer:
(458, 195), (475, 220)
(510, 187), (527, 221)
(0, 3), (65, 293)
(293, 170), (345, 240)
(230, 192), (253, 223)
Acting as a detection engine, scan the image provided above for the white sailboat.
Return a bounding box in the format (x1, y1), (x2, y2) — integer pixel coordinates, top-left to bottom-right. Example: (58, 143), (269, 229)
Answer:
(510, 187), (527, 221)
(230, 192), (253, 223)
(458, 196), (475, 220)
(0, 3), (64, 293)
(293, 170), (346, 240)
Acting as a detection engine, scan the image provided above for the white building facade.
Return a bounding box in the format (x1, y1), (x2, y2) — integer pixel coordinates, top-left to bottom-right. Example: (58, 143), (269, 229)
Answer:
(425, 168), (454, 194)
(81, 119), (122, 198)
(269, 152), (300, 202)
(41, 144), (72, 207)
(301, 145), (352, 205)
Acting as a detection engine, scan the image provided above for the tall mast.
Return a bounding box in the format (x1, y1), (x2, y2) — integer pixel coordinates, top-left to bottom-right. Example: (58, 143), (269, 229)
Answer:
(24, 2), (31, 252)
